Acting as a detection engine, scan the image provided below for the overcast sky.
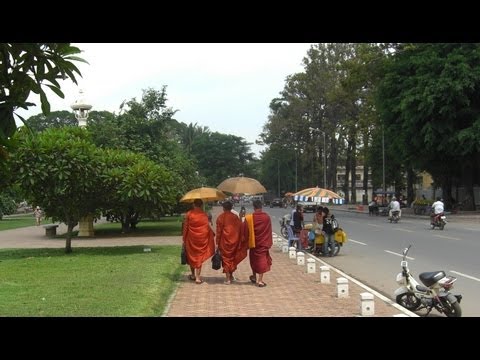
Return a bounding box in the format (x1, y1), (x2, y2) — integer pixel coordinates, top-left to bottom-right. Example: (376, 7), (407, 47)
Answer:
(16, 43), (314, 156)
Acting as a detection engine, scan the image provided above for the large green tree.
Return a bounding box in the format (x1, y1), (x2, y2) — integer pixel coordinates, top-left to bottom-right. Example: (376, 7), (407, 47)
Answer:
(9, 127), (104, 253)
(377, 43), (480, 209)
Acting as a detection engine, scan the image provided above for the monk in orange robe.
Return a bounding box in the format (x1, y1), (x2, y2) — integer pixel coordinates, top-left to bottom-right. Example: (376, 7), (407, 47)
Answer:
(183, 199), (215, 284)
(215, 201), (242, 284)
(243, 199), (272, 287)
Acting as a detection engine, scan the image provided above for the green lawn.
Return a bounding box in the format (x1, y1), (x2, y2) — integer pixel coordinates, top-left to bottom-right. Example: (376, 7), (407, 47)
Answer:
(0, 215), (46, 231)
(0, 216), (186, 317)
(0, 245), (185, 316)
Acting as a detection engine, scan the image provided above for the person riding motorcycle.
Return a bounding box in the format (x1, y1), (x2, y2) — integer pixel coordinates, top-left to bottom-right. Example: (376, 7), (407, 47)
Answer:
(431, 197), (445, 225)
(388, 197), (401, 219)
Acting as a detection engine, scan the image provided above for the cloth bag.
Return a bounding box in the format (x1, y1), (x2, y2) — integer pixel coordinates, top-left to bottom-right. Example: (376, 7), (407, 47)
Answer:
(180, 245), (187, 265)
(211, 249), (222, 270)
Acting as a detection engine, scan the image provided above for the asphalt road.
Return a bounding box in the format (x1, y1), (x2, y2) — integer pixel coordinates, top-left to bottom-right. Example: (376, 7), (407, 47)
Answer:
(263, 205), (480, 317)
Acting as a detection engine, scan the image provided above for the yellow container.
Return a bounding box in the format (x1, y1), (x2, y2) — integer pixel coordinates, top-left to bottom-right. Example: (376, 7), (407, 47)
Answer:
(315, 233), (325, 245)
(334, 229), (347, 244)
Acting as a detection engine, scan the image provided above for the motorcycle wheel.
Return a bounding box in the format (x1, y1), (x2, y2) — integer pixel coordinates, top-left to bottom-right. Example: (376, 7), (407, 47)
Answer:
(396, 293), (421, 311)
(280, 226), (288, 239)
(328, 242), (340, 256)
(439, 298), (462, 317)
(439, 223), (445, 230)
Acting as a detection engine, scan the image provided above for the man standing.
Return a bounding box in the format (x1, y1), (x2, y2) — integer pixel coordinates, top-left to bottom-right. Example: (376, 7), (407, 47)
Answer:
(243, 199), (272, 287)
(183, 199), (215, 284)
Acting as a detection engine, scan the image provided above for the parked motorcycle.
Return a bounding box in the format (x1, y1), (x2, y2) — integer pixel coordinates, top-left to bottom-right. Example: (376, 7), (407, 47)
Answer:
(388, 210), (400, 223)
(394, 245), (462, 317)
(430, 211), (447, 230)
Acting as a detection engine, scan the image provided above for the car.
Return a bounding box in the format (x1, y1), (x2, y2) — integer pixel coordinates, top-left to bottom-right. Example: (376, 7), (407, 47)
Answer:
(297, 201), (317, 212)
(270, 198), (283, 208)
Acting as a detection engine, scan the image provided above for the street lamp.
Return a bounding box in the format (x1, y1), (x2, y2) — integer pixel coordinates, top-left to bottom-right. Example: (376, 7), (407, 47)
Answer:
(309, 127), (327, 189)
(71, 89), (94, 237)
(382, 126), (386, 195)
(322, 131), (327, 189)
(71, 89), (92, 127)
(272, 158), (280, 198)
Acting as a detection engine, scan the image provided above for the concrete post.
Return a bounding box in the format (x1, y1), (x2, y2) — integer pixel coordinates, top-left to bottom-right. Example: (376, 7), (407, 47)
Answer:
(296, 251), (305, 265)
(360, 292), (375, 316)
(320, 265), (330, 284)
(336, 277), (349, 298)
(289, 247), (297, 259)
(307, 258), (316, 273)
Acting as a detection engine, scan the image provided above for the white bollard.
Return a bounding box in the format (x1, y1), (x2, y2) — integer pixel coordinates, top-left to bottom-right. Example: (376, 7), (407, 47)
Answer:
(296, 251), (305, 265)
(307, 258), (316, 273)
(282, 244), (289, 253)
(360, 292), (375, 316)
(320, 265), (330, 284)
(336, 277), (349, 298)
(289, 247), (297, 259)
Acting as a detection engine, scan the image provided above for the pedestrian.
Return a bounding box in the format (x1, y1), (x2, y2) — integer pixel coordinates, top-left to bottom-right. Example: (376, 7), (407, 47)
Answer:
(34, 206), (42, 226)
(216, 201), (242, 284)
(182, 199), (215, 284)
(243, 199), (273, 287)
(321, 207), (336, 257)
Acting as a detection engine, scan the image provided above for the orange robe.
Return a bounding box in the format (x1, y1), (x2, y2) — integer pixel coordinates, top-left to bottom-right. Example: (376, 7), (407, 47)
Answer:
(183, 207), (215, 268)
(216, 211), (242, 273)
(243, 210), (272, 274)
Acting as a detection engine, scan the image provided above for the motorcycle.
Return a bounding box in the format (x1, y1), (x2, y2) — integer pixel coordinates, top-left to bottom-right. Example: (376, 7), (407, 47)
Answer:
(430, 210), (447, 230)
(388, 210), (400, 223)
(279, 214), (290, 239)
(394, 245), (462, 317)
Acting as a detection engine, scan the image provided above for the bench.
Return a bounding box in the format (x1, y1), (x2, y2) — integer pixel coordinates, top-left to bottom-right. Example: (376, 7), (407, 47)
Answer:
(43, 224), (59, 237)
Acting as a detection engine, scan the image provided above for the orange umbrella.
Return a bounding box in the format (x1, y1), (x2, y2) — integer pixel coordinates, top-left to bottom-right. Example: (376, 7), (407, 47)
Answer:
(293, 187), (344, 204)
(217, 176), (267, 195)
(180, 187), (227, 203)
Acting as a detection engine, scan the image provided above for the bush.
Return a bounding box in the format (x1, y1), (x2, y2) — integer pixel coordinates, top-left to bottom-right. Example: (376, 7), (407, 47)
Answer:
(412, 199), (432, 206)
(0, 194), (17, 217)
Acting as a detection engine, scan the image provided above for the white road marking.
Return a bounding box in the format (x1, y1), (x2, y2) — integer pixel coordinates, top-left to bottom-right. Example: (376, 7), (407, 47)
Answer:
(450, 271), (480, 282)
(367, 223), (383, 227)
(433, 234), (461, 241)
(394, 228), (413, 232)
(349, 239), (367, 245)
(384, 250), (415, 260)
(464, 228), (480, 232)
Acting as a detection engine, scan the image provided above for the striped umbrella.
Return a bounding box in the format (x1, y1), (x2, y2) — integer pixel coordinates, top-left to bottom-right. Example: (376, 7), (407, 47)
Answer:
(293, 187), (344, 204)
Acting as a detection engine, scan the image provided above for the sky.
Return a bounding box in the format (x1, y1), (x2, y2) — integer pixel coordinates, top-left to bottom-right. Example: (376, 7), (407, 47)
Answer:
(16, 43), (314, 156)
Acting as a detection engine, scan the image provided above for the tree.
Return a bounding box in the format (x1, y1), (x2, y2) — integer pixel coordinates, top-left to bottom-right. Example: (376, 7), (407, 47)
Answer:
(23, 110), (77, 132)
(0, 43), (86, 140)
(377, 43), (480, 209)
(100, 149), (181, 233)
(9, 127), (103, 253)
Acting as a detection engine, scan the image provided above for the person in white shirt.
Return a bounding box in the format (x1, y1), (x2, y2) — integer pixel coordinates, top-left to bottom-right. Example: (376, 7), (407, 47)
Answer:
(431, 197), (444, 225)
(388, 197), (401, 219)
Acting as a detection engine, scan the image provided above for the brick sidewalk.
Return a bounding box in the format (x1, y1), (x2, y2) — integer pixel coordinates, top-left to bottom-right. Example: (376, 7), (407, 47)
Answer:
(164, 235), (411, 317)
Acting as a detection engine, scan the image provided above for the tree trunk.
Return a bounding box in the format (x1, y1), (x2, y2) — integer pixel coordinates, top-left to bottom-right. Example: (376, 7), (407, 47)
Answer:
(65, 222), (75, 254)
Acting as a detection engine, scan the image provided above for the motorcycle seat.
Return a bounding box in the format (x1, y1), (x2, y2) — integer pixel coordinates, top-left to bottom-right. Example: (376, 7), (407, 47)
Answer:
(419, 270), (446, 287)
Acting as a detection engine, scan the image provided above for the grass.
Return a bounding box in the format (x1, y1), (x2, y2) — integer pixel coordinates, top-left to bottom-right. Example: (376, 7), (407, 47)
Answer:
(92, 217), (183, 237)
(0, 215), (48, 231)
(0, 245), (185, 316)
(0, 215), (185, 317)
